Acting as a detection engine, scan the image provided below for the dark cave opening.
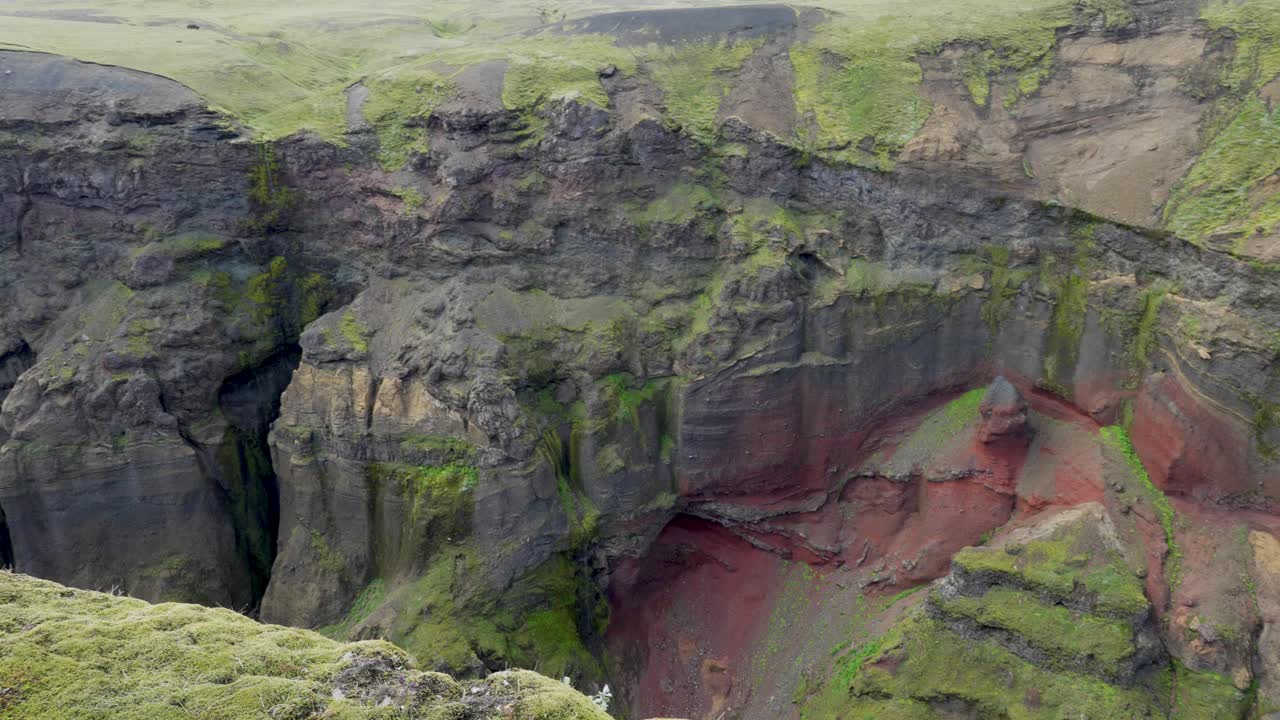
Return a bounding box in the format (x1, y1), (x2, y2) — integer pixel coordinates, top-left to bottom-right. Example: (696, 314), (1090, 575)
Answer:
(0, 503), (13, 569)
(216, 345), (301, 611)
(0, 342), (35, 446)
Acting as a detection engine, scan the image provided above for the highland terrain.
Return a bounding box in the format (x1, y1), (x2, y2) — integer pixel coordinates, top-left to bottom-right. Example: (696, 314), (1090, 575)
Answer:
(1, 0), (1280, 718)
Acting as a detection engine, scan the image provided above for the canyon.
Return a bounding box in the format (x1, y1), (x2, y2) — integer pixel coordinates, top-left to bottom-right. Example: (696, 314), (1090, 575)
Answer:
(1, 0), (1280, 718)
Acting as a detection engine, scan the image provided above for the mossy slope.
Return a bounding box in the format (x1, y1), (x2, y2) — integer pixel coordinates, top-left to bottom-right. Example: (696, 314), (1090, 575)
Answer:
(0, 570), (610, 720)
(800, 505), (1249, 719)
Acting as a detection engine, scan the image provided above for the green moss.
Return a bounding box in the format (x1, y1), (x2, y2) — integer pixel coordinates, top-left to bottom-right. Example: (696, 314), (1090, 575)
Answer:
(978, 245), (1032, 334)
(952, 20), (1060, 110)
(1165, 95), (1280, 245)
(882, 388), (985, 472)
(339, 312), (369, 354)
(1131, 285), (1169, 370)
(362, 69), (454, 171)
(235, 258), (332, 358)
(953, 524), (1148, 618)
(628, 182), (720, 232)
(600, 373), (667, 430)
(309, 530), (346, 574)
(647, 40), (759, 145)
(371, 462), (479, 495)
(593, 444), (625, 476)
(246, 143), (295, 233)
(317, 579), (386, 639)
(298, 273), (331, 327)
(789, 0), (1117, 169)
(251, 83), (350, 146)
(790, 42), (930, 171)
(391, 185), (424, 214)
(365, 461), (477, 561)
(244, 256), (290, 325)
(1170, 660), (1249, 720)
(1100, 425), (1182, 587)
(659, 434), (676, 464)
(515, 171), (548, 192)
(1202, 0), (1280, 95)
(939, 588), (1135, 674)
(833, 615), (1162, 719)
(0, 571), (607, 720)
(131, 232), (228, 263)
(498, 36), (636, 145)
(1082, 0), (1138, 28)
(379, 551), (603, 685)
(1254, 400), (1280, 461)
(1042, 225), (1095, 391)
(124, 318), (160, 359)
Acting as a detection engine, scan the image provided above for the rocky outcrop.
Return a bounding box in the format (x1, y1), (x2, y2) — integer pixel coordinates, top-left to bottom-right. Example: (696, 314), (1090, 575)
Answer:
(977, 376), (1032, 444)
(0, 569), (612, 720)
(1, 0), (1279, 717)
(813, 503), (1250, 718)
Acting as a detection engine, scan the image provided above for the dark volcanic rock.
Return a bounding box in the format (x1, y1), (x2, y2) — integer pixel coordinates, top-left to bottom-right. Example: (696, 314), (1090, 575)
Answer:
(977, 376), (1031, 445)
(1, 4), (1279, 713)
(554, 4), (798, 46)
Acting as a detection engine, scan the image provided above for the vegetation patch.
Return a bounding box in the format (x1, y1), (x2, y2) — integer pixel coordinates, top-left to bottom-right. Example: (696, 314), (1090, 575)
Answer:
(600, 373), (667, 430)
(627, 182), (721, 233)
(1100, 425), (1182, 587)
(976, 245), (1032, 334)
(339, 311), (369, 354)
(365, 461), (477, 558)
(0, 571), (608, 720)
(375, 550), (604, 686)
(835, 615), (1160, 719)
(497, 36), (637, 145)
(1131, 284), (1170, 370)
(362, 69), (455, 171)
(317, 578), (386, 640)
(790, 41), (930, 171)
(938, 588), (1135, 675)
(647, 40), (760, 145)
(1041, 223), (1095, 392)
(246, 144), (295, 234)
(309, 530), (346, 574)
(953, 525), (1148, 618)
(1164, 94), (1280, 246)
(789, 0), (1129, 169)
(879, 388), (984, 474)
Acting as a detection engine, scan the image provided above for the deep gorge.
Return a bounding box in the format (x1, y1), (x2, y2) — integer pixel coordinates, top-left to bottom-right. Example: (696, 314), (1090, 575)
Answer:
(1, 1), (1280, 718)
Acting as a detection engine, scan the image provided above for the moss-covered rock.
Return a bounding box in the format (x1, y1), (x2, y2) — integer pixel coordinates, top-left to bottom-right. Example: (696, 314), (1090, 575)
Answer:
(799, 503), (1251, 718)
(0, 570), (611, 720)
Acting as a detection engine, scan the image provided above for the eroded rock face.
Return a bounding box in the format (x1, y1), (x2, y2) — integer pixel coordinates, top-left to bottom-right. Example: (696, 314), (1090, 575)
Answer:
(977, 376), (1031, 445)
(0, 1), (1279, 716)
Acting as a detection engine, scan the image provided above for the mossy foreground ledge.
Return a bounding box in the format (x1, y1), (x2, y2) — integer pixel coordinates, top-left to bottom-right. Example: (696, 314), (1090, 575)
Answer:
(4, 1), (1280, 719)
(0, 571), (611, 720)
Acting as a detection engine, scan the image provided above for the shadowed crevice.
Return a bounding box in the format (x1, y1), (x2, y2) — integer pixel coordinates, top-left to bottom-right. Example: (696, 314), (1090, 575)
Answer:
(0, 503), (13, 569)
(216, 346), (301, 611)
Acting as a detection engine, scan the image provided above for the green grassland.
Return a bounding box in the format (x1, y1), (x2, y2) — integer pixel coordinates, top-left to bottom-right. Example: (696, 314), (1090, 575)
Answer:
(2, 0), (1277, 235)
(0, 0), (1138, 150)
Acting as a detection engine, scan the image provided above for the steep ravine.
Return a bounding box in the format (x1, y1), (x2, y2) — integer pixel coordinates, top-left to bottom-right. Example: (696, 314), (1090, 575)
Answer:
(215, 346), (301, 611)
(2, 1), (1280, 718)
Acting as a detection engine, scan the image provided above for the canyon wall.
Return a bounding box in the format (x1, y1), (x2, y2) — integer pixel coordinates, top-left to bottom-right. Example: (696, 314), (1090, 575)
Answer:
(1, 0), (1279, 717)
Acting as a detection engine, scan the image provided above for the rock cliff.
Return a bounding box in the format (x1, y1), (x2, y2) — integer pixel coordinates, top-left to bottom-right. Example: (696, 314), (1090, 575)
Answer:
(1, 0), (1279, 717)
